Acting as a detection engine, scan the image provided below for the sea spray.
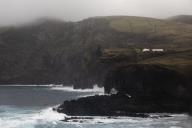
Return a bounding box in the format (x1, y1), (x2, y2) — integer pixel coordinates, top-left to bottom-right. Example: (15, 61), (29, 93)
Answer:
(0, 106), (65, 128)
(51, 84), (104, 93)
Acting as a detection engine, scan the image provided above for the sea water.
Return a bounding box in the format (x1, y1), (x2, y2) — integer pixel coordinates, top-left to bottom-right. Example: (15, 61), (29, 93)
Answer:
(0, 85), (191, 128)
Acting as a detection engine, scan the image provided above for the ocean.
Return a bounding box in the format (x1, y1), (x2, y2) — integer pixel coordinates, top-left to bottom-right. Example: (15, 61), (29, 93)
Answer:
(0, 85), (191, 128)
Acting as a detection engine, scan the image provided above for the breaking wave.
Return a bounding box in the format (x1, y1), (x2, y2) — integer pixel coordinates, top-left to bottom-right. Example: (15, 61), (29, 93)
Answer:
(0, 105), (65, 128)
(0, 105), (191, 128)
(51, 84), (104, 93)
(0, 86), (191, 128)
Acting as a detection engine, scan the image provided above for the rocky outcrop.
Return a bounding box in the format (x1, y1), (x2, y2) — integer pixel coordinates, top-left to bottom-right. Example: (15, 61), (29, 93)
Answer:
(57, 64), (191, 116)
(57, 94), (190, 116)
(104, 64), (190, 100)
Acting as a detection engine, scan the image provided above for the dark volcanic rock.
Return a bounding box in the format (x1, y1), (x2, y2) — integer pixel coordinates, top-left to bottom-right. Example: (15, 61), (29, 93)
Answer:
(104, 64), (190, 100)
(57, 64), (191, 116)
(57, 94), (190, 116)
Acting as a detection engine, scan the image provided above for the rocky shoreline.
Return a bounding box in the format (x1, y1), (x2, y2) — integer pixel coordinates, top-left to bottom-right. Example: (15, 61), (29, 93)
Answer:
(60, 114), (173, 123)
(56, 94), (190, 117)
(56, 64), (192, 117)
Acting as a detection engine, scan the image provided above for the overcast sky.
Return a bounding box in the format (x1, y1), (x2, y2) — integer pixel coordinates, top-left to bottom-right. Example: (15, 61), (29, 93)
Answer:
(0, 0), (192, 26)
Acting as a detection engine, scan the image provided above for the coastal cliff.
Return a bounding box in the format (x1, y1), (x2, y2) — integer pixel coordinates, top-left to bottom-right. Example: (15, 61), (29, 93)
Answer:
(104, 64), (190, 100)
(0, 16), (192, 88)
(57, 64), (191, 116)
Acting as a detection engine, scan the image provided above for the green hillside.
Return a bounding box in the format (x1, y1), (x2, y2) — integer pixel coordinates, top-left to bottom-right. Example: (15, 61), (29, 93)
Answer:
(140, 50), (192, 79)
(167, 15), (192, 25)
(141, 50), (192, 65)
(0, 16), (191, 87)
(107, 16), (192, 50)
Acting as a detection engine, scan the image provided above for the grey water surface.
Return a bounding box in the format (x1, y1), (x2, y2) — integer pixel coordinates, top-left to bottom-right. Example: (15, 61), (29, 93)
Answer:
(0, 85), (191, 128)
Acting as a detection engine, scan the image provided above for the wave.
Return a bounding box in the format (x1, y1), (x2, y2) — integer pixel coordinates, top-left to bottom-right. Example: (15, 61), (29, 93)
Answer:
(0, 105), (140, 127)
(0, 105), (190, 128)
(0, 105), (65, 128)
(62, 116), (143, 124)
(60, 114), (189, 124)
(51, 84), (104, 93)
(0, 84), (105, 94)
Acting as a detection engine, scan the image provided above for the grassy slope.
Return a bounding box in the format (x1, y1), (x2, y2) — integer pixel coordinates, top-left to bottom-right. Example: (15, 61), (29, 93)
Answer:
(101, 46), (191, 72)
(101, 16), (192, 73)
(90, 16), (192, 85)
(0, 16), (192, 85)
(141, 50), (192, 65)
(167, 15), (192, 25)
(103, 16), (192, 50)
(139, 50), (192, 75)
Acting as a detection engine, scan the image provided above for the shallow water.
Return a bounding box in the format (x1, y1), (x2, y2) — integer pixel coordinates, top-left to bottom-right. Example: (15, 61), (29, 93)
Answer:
(0, 85), (191, 128)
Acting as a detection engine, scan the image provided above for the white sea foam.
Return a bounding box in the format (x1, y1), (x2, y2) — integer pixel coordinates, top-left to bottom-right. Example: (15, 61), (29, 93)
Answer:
(51, 84), (104, 93)
(90, 117), (141, 124)
(61, 113), (190, 125)
(1, 106), (145, 128)
(31, 107), (66, 121)
(0, 106), (65, 128)
(62, 116), (154, 124)
(0, 105), (190, 128)
(0, 84), (191, 128)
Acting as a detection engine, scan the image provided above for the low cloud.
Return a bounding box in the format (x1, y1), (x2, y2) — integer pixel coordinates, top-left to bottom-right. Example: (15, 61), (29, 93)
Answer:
(0, 0), (191, 26)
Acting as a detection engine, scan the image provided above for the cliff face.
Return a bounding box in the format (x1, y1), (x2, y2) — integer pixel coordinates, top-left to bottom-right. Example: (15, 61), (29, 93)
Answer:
(104, 64), (190, 100)
(57, 94), (190, 116)
(57, 64), (191, 116)
(0, 16), (192, 87)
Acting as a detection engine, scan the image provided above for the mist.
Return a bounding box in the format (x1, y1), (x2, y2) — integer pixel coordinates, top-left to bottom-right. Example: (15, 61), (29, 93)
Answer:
(0, 0), (192, 26)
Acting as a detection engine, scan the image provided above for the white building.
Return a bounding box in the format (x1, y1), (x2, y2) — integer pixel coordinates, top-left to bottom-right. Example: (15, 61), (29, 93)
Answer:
(142, 48), (150, 52)
(142, 48), (164, 52)
(151, 49), (164, 52)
